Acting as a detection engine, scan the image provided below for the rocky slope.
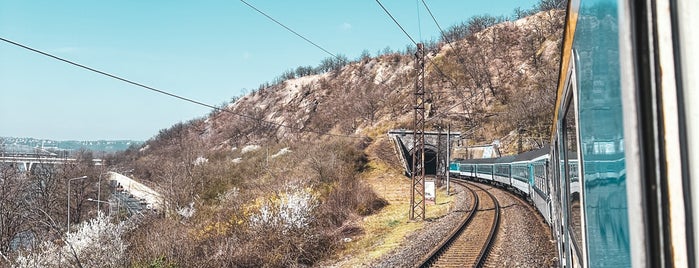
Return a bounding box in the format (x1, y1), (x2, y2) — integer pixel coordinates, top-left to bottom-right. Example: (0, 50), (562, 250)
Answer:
(190, 10), (564, 154)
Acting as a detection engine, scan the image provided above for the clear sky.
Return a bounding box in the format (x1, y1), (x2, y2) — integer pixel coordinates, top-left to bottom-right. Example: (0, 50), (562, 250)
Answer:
(0, 0), (539, 141)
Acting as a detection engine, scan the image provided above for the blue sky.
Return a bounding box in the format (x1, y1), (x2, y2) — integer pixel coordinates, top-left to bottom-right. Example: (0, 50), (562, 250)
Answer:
(0, 0), (539, 141)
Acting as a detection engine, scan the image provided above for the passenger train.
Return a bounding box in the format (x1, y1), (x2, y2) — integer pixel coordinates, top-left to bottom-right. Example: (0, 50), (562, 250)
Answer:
(450, 0), (698, 267)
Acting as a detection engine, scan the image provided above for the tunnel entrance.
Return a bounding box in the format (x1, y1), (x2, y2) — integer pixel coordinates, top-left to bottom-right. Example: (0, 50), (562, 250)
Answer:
(407, 148), (438, 175)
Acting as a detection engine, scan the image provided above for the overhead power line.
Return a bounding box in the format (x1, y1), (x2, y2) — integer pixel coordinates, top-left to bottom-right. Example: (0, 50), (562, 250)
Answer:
(418, 0), (482, 122)
(420, 0), (470, 71)
(416, 0), (423, 41)
(239, 0), (339, 60)
(0, 36), (357, 139)
(420, 0), (448, 42)
(373, 0), (493, 125)
(375, 0), (418, 46)
(375, 0), (462, 105)
(240, 0), (416, 105)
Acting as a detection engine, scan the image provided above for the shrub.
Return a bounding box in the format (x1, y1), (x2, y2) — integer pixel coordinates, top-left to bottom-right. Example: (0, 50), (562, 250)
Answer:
(15, 213), (129, 268)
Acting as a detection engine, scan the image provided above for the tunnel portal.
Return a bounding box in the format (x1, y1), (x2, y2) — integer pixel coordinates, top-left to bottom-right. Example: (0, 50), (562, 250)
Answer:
(407, 148), (438, 175)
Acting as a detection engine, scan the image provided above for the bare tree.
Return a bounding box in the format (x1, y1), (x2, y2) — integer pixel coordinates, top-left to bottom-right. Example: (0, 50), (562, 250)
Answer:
(26, 162), (66, 243)
(0, 164), (32, 254)
(537, 0), (566, 11)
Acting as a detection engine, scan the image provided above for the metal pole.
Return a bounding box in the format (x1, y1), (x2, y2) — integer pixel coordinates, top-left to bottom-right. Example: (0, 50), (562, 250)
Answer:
(97, 172), (102, 214)
(437, 124), (442, 184)
(447, 123), (451, 195)
(67, 181), (70, 233)
(410, 43), (426, 220)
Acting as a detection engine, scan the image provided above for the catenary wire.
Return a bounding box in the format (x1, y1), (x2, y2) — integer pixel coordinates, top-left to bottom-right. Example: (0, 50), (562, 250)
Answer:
(408, 0), (496, 123)
(240, 0), (410, 98)
(419, 0), (472, 121)
(421, 0), (471, 73)
(0, 36), (358, 139)
(241, 1), (496, 128)
(416, 0), (423, 41)
(242, 0), (474, 125)
(375, 0), (461, 90)
(3, 3), (477, 138)
(375, 0), (418, 46)
(239, 0), (338, 60)
(4, 1), (464, 140)
(241, 0), (454, 105)
(418, 0), (498, 123)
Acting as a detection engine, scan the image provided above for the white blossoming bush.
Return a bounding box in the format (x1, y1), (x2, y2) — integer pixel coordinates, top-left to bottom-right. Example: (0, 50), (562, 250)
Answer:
(176, 201), (196, 219)
(249, 187), (317, 233)
(15, 213), (129, 268)
(242, 186), (328, 266)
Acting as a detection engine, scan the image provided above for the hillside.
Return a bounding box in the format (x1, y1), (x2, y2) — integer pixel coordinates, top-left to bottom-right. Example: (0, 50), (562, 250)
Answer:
(188, 10), (564, 154)
(109, 9), (565, 267)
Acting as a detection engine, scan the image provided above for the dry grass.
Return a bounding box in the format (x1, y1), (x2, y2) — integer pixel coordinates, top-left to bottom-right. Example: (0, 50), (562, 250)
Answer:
(323, 159), (455, 266)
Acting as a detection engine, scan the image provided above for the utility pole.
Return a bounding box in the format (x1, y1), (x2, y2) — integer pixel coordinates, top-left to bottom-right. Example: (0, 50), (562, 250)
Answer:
(436, 123), (442, 185)
(447, 123), (451, 195)
(410, 43), (426, 221)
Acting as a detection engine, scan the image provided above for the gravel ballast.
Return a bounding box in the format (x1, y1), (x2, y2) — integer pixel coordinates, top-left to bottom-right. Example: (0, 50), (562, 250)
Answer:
(482, 183), (557, 267)
(370, 181), (557, 267)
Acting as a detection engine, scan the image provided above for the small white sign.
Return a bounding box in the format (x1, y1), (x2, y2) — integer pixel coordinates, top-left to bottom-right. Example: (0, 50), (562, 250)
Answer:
(425, 181), (436, 204)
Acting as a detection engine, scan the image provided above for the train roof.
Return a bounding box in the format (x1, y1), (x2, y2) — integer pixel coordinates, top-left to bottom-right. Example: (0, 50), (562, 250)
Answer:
(496, 155), (517, 163)
(454, 157), (497, 164)
(453, 145), (550, 165)
(513, 145), (550, 162)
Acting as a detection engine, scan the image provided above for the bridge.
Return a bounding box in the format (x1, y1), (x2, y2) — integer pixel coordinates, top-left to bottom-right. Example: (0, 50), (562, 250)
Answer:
(388, 129), (461, 177)
(0, 153), (103, 172)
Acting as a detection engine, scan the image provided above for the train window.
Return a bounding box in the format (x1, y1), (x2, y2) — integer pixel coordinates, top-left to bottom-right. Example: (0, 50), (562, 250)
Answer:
(513, 165), (527, 182)
(495, 164), (511, 177)
(542, 164), (547, 191)
(564, 96), (583, 259)
(552, 140), (560, 197)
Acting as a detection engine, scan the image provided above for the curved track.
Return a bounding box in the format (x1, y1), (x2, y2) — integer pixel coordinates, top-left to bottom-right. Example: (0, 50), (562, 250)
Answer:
(418, 180), (501, 267)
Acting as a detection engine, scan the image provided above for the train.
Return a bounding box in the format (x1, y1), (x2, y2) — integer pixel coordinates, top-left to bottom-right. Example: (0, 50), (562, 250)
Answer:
(450, 0), (698, 267)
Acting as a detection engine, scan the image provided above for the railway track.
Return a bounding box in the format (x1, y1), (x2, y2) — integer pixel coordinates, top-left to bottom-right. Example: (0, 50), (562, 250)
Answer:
(418, 180), (501, 268)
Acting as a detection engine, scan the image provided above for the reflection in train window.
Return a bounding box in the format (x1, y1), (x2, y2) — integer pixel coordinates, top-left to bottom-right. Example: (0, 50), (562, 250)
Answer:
(533, 162), (547, 192)
(564, 97), (583, 258)
(495, 164), (511, 177)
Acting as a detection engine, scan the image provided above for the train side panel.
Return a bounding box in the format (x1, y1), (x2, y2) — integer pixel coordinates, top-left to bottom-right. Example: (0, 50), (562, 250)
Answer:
(530, 158), (552, 225)
(510, 162), (530, 195)
(475, 164), (493, 181)
(493, 164), (511, 186)
(459, 163), (474, 179)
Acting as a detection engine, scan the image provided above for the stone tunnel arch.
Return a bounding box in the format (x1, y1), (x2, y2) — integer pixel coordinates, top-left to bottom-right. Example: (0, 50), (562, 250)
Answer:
(388, 129), (461, 177)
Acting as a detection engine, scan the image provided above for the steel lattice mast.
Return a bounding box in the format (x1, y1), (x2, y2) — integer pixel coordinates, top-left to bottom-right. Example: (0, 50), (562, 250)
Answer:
(410, 43), (426, 220)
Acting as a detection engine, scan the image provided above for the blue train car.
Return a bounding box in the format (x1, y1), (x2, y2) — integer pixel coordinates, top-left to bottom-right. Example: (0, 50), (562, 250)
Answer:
(512, 147), (549, 197)
(449, 147), (552, 225)
(550, 0), (630, 265)
(530, 156), (551, 225)
(550, 0), (698, 266)
(471, 158), (495, 182)
(493, 156), (516, 186)
(447, 0), (699, 266)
